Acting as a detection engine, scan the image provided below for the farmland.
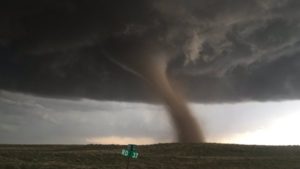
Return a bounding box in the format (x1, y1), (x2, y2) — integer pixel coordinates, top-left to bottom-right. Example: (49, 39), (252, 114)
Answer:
(1, 143), (300, 169)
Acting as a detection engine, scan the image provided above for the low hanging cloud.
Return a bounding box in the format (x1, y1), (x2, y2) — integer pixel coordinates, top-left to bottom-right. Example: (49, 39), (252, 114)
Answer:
(0, 0), (300, 103)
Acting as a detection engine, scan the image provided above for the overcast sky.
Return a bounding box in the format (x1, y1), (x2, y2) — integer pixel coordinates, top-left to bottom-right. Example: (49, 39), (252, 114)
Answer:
(1, 0), (300, 145)
(1, 90), (299, 145)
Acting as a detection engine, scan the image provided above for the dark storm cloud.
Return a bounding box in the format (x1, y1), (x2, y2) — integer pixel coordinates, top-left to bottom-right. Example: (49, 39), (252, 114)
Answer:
(1, 0), (300, 102)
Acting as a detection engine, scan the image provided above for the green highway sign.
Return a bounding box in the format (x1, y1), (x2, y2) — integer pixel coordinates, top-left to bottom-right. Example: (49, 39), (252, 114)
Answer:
(121, 144), (139, 169)
(121, 149), (139, 159)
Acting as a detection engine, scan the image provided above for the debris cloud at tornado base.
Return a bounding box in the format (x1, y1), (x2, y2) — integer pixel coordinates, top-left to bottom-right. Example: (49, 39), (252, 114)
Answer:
(1, 0), (300, 142)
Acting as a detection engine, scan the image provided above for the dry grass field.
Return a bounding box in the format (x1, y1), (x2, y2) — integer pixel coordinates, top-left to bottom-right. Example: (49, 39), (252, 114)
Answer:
(0, 143), (300, 169)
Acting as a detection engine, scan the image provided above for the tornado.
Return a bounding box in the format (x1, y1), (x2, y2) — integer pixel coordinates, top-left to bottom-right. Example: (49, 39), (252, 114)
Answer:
(106, 46), (205, 143)
(141, 57), (205, 143)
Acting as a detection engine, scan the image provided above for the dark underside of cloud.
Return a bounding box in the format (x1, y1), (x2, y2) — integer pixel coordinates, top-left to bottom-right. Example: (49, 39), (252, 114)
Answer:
(1, 0), (300, 103)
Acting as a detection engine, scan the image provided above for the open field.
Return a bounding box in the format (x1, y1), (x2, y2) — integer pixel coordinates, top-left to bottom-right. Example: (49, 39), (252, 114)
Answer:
(0, 143), (300, 169)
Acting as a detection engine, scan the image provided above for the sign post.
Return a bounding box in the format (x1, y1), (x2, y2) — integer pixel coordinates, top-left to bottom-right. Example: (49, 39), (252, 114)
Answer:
(121, 144), (139, 169)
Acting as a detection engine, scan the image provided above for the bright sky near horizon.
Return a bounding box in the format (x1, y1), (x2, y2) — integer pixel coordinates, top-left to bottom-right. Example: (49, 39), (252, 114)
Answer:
(1, 90), (300, 145)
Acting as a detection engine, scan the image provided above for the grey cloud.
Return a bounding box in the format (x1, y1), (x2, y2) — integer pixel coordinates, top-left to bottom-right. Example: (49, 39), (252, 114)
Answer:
(0, 91), (173, 144)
